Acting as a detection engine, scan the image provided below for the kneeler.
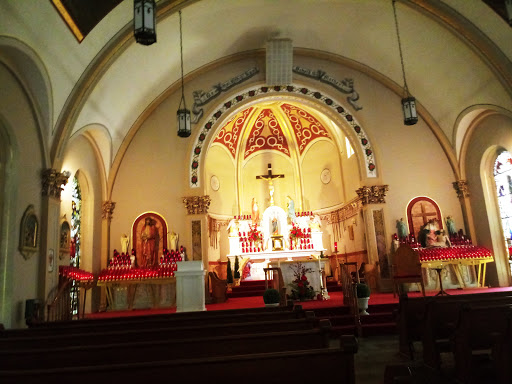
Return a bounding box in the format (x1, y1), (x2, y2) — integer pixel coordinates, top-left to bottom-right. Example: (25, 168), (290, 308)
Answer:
(264, 267), (287, 306)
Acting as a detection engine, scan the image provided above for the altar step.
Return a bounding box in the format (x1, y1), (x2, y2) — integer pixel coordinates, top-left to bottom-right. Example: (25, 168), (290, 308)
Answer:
(326, 278), (343, 292)
(228, 280), (268, 298)
(310, 303), (397, 337)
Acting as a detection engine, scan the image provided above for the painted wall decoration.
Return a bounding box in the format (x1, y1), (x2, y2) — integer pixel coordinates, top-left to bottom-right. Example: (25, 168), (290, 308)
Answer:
(244, 108), (290, 159)
(132, 212), (168, 268)
(19, 205), (39, 260)
(192, 220), (202, 261)
(373, 209), (390, 278)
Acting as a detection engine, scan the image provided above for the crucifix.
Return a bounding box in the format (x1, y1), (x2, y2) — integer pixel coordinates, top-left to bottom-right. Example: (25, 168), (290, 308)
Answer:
(256, 163), (284, 206)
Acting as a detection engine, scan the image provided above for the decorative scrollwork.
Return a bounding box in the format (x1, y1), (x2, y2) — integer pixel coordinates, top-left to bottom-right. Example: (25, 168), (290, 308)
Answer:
(453, 180), (470, 198)
(102, 201), (116, 220)
(183, 195), (211, 215)
(41, 169), (71, 199)
(356, 185), (389, 205)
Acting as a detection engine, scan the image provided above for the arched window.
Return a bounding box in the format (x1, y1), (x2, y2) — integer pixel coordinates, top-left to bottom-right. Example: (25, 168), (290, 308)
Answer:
(70, 176), (82, 316)
(493, 151), (512, 244)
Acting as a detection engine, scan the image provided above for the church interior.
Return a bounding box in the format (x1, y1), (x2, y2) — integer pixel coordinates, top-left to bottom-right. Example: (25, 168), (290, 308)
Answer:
(1, 0), (512, 382)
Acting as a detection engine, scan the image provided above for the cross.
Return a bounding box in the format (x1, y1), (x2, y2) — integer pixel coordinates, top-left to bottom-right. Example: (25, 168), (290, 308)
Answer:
(256, 163), (284, 206)
(412, 203), (438, 226)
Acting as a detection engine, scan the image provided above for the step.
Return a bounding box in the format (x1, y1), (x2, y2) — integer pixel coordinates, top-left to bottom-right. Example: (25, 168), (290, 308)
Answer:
(361, 322), (397, 337)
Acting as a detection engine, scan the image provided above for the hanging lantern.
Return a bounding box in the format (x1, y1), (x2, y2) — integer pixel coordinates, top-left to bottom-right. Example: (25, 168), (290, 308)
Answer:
(134, 0), (156, 46)
(177, 108), (191, 137)
(401, 96), (418, 125)
(392, 0), (418, 126)
(176, 10), (191, 138)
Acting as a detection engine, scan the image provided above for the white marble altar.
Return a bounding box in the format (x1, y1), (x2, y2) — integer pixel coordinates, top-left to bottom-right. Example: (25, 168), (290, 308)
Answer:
(269, 259), (327, 299)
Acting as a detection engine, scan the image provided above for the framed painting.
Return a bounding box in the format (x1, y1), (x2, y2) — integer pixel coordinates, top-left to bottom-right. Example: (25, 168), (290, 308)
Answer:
(19, 205), (39, 260)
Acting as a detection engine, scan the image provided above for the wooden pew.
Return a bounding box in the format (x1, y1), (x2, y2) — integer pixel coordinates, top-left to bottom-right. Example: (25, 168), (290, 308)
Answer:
(0, 305), (306, 339)
(0, 314), (319, 350)
(0, 336), (358, 384)
(422, 295), (512, 369)
(492, 311), (512, 384)
(0, 320), (333, 370)
(396, 290), (512, 359)
(452, 303), (512, 384)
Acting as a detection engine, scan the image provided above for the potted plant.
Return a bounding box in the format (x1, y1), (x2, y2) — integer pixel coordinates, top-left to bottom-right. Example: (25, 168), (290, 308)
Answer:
(356, 282), (371, 315)
(263, 288), (280, 307)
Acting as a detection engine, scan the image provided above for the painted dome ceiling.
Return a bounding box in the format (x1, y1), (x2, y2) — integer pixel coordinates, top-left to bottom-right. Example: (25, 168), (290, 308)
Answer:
(213, 102), (332, 160)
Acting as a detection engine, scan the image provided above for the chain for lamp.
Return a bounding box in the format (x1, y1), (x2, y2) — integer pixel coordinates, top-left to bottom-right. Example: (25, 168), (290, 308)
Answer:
(392, 0), (410, 98)
(179, 9), (186, 110)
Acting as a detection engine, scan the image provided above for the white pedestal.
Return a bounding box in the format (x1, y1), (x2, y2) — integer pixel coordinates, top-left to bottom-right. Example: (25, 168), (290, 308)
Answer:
(175, 261), (206, 312)
(229, 236), (240, 255)
(312, 232), (323, 250)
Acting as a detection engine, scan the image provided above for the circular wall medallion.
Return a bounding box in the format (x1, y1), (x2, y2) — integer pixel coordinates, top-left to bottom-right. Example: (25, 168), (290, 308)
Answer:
(321, 168), (331, 184)
(210, 175), (220, 191)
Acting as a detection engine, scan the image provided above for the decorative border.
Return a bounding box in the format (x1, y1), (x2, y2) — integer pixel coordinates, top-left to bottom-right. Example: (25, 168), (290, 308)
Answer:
(190, 85), (376, 187)
(19, 204), (39, 260)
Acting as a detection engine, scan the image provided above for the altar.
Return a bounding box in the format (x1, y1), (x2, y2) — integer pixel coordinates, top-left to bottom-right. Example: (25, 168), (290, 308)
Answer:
(227, 203), (326, 281)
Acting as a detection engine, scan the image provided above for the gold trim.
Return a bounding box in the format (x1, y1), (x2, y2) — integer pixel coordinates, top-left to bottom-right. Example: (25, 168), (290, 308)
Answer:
(50, 0), (84, 42)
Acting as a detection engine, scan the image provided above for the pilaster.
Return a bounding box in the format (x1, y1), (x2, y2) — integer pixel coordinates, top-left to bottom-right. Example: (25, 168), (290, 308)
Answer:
(99, 200), (115, 311)
(452, 179), (477, 242)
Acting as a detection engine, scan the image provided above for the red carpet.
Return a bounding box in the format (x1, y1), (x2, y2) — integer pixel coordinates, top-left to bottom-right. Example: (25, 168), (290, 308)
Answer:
(86, 286), (512, 319)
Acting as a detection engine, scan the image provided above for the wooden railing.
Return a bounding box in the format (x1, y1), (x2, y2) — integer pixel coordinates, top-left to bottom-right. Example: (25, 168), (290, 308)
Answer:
(46, 277), (73, 323)
(340, 263), (361, 336)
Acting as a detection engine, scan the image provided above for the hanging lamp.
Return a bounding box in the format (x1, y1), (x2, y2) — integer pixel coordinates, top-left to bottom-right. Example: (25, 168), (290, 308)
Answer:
(177, 10), (191, 138)
(134, 0), (156, 46)
(392, 0), (418, 126)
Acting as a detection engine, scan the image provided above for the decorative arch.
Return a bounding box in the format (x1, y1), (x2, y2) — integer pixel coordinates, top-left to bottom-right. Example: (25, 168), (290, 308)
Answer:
(131, 212), (168, 267)
(406, 196), (443, 239)
(189, 84), (376, 187)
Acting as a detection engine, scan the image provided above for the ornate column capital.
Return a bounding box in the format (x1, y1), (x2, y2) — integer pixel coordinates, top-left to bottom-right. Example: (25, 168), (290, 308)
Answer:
(183, 195), (211, 215)
(356, 185), (389, 205)
(102, 201), (116, 220)
(41, 168), (71, 199)
(453, 180), (470, 198)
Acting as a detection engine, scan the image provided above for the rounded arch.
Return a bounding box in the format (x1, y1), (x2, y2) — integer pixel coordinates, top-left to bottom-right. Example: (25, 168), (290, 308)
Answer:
(458, 106), (512, 179)
(189, 83), (377, 188)
(0, 36), (53, 141)
(0, 114), (19, 328)
(406, 196), (443, 240)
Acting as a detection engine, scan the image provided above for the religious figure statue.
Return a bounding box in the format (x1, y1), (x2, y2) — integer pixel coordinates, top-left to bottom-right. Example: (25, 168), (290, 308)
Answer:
(227, 219), (239, 237)
(445, 216), (457, 236)
(121, 233), (130, 254)
(396, 218), (408, 239)
(310, 215), (322, 232)
(271, 216), (279, 235)
(251, 198), (260, 225)
(168, 231), (179, 251)
(140, 217), (159, 267)
(286, 196), (295, 223)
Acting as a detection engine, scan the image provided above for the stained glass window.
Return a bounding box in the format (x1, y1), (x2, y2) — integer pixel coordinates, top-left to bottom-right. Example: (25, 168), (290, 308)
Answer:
(493, 151), (512, 242)
(70, 176), (82, 316)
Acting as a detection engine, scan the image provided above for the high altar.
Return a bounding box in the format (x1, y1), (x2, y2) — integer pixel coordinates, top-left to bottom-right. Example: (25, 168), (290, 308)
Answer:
(227, 202), (327, 290)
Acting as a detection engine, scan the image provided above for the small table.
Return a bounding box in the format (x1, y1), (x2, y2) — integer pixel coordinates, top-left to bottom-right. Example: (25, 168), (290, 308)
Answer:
(433, 266), (449, 296)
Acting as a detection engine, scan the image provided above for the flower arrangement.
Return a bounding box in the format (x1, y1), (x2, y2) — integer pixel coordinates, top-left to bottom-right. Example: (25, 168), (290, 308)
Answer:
(248, 225), (262, 243)
(289, 223), (304, 240)
(288, 262), (316, 301)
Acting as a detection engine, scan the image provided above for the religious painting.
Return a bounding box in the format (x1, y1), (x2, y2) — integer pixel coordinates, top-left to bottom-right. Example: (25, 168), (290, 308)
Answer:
(19, 205), (39, 260)
(132, 212), (167, 268)
(59, 220), (71, 259)
(406, 197), (442, 240)
(192, 220), (202, 261)
(373, 209), (390, 278)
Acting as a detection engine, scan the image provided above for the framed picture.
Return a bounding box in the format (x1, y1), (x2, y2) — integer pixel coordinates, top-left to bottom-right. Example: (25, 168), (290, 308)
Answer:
(48, 249), (55, 272)
(59, 220), (71, 259)
(271, 235), (283, 251)
(19, 205), (39, 260)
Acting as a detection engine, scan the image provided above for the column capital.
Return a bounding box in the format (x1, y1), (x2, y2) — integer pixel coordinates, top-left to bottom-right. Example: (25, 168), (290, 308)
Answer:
(183, 195), (211, 215)
(102, 201), (116, 220)
(41, 168), (71, 199)
(356, 185), (389, 205)
(453, 180), (470, 198)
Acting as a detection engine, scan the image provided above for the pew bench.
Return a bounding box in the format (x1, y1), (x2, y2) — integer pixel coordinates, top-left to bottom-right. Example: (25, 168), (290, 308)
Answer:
(0, 320), (334, 370)
(452, 303), (512, 384)
(0, 337), (358, 384)
(491, 311), (512, 384)
(422, 295), (512, 369)
(0, 314), (319, 351)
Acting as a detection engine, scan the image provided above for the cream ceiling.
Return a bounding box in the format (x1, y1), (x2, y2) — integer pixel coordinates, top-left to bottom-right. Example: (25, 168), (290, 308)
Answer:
(1, 0), (511, 173)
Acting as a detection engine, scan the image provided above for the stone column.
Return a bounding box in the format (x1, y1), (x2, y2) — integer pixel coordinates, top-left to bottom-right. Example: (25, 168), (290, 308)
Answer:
(356, 185), (390, 290)
(452, 180), (477, 243)
(182, 195), (211, 298)
(100, 200), (115, 311)
(39, 169), (70, 301)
